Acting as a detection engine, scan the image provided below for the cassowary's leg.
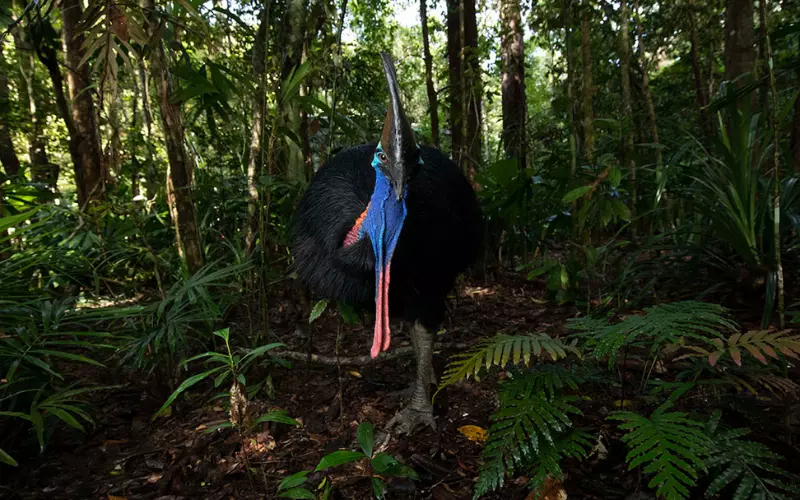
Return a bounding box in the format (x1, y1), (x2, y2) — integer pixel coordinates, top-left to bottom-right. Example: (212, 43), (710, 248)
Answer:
(386, 321), (437, 433)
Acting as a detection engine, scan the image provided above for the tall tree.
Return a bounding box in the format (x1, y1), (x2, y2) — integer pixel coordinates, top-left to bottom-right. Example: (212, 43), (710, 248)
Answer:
(246, 0), (270, 258)
(12, 0), (51, 185)
(688, 0), (711, 137)
(420, 0), (440, 148)
(144, 0), (204, 273)
(724, 0), (755, 87)
(619, 0), (635, 222)
(634, 0), (661, 196)
(0, 43), (21, 177)
(499, 0), (526, 167)
(61, 0), (106, 207)
(446, 0), (464, 167)
(792, 69), (800, 172)
(463, 0), (482, 175)
(580, 0), (594, 163)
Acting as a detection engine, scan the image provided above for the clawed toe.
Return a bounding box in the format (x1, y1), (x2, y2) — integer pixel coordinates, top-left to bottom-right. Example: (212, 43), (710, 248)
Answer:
(386, 407), (436, 435)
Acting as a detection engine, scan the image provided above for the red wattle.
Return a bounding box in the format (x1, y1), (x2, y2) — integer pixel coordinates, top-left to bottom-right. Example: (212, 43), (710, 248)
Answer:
(370, 265), (392, 358)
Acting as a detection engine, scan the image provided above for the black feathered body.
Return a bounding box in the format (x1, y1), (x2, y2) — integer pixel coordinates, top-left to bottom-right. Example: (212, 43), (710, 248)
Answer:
(292, 143), (482, 329)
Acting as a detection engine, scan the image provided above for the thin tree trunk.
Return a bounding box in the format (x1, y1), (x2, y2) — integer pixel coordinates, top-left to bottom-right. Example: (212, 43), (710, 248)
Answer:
(446, 0), (464, 166)
(420, 0), (440, 148)
(12, 0), (51, 185)
(724, 0), (756, 89)
(619, 0), (635, 226)
(0, 43), (21, 177)
(792, 68), (800, 173)
(61, 0), (106, 208)
(137, 60), (158, 199)
(580, 0), (594, 163)
(463, 0), (482, 177)
(500, 0), (526, 168)
(144, 0), (204, 273)
(760, 0), (783, 327)
(688, 0), (711, 138)
(36, 43), (81, 187)
(566, 0), (578, 238)
(131, 66), (141, 198)
(245, 0), (270, 258)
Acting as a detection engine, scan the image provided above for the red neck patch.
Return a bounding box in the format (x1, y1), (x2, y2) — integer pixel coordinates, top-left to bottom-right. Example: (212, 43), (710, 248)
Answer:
(343, 204), (370, 247)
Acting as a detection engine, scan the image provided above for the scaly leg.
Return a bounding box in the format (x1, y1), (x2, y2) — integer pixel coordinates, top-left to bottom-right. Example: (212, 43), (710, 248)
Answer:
(386, 321), (437, 434)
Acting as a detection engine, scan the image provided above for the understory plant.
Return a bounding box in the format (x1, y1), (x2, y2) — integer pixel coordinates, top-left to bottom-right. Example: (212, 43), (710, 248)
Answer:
(438, 301), (800, 499)
(277, 421), (418, 499)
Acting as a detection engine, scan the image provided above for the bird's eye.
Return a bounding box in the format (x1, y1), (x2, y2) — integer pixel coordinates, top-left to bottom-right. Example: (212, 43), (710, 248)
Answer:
(378, 152), (388, 163)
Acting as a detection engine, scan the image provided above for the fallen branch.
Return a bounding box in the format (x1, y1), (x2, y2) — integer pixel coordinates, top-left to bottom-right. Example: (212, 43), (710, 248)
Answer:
(275, 342), (468, 366)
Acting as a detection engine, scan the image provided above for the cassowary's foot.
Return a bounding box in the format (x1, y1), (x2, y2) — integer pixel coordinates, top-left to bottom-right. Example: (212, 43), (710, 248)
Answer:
(385, 321), (437, 435)
(386, 404), (436, 434)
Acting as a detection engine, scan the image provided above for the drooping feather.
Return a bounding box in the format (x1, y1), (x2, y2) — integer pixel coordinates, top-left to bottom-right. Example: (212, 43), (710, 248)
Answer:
(291, 143), (482, 333)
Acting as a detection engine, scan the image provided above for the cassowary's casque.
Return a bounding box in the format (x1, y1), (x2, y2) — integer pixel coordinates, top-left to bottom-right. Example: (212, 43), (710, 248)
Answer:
(291, 52), (482, 432)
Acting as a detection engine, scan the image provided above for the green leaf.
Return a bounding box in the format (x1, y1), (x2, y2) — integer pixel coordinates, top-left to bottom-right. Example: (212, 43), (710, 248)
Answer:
(562, 185), (593, 204)
(372, 477), (386, 499)
(213, 328), (230, 341)
(314, 450), (366, 472)
(279, 470), (310, 491)
(371, 452), (397, 474)
(309, 299), (328, 324)
(154, 366), (225, 419)
(279, 487), (315, 499)
(251, 411), (301, 428)
(0, 447), (17, 466)
(357, 421), (374, 458)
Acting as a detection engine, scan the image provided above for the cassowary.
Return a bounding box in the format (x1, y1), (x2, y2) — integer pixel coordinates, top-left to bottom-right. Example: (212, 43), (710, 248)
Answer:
(291, 53), (482, 433)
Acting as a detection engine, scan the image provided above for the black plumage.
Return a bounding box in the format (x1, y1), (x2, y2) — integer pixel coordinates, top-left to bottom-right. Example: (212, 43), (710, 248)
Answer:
(290, 52), (482, 433)
(291, 143), (482, 331)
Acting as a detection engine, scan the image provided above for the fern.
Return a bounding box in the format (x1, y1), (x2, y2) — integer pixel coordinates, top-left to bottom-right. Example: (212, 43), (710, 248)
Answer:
(680, 330), (800, 367)
(473, 377), (583, 499)
(609, 390), (710, 500)
(704, 411), (799, 499)
(500, 365), (584, 400)
(526, 428), (593, 496)
(569, 301), (736, 368)
(437, 333), (579, 392)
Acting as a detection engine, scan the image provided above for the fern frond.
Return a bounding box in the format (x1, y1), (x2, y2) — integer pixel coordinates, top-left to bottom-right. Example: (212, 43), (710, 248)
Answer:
(717, 371), (799, 398)
(704, 411), (800, 499)
(438, 333), (579, 392)
(473, 388), (582, 499)
(680, 330), (800, 367)
(527, 428), (593, 496)
(569, 301), (735, 368)
(501, 365), (584, 401)
(609, 398), (710, 499)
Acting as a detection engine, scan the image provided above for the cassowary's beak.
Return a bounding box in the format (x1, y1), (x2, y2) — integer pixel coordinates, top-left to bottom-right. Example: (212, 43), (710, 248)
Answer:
(380, 52), (417, 201)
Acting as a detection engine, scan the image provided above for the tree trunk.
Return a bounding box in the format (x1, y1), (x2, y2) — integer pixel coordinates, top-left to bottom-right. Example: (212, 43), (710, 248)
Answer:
(792, 68), (800, 173)
(462, 0), (482, 177)
(144, 0), (204, 273)
(446, 0), (464, 166)
(724, 0), (756, 88)
(12, 0), (52, 185)
(61, 0), (106, 208)
(580, 0), (594, 163)
(566, 0), (578, 238)
(0, 43), (21, 177)
(245, 0), (270, 258)
(420, 0), (440, 148)
(688, 0), (711, 137)
(619, 0), (635, 224)
(500, 0), (526, 168)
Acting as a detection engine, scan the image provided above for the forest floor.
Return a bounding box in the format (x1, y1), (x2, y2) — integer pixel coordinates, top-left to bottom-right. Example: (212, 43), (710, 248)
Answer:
(4, 273), (691, 500)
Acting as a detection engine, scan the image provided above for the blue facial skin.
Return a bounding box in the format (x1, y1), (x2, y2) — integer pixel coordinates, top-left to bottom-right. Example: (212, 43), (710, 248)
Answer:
(361, 145), (409, 274)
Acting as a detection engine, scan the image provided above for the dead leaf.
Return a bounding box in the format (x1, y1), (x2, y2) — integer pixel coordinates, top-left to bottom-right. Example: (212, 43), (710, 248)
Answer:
(457, 425), (488, 443)
(348, 370), (362, 378)
(108, 496), (128, 500)
(525, 477), (567, 500)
